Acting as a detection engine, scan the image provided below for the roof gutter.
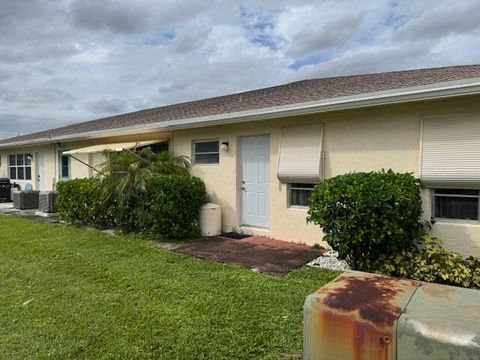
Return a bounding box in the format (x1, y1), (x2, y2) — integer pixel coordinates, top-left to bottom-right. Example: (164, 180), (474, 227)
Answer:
(1, 77), (480, 149)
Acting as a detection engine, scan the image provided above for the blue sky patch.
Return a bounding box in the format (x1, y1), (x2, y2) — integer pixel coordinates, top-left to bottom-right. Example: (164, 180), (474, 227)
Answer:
(289, 51), (335, 70)
(142, 31), (176, 47)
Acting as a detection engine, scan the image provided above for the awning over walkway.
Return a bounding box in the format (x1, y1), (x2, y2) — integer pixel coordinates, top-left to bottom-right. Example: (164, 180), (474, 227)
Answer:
(63, 140), (165, 155)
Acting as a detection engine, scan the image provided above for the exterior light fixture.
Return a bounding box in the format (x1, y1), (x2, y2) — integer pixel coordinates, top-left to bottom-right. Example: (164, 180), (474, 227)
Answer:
(221, 142), (229, 151)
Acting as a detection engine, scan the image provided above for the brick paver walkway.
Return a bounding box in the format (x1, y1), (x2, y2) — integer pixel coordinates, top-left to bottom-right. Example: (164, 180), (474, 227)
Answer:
(174, 235), (325, 275)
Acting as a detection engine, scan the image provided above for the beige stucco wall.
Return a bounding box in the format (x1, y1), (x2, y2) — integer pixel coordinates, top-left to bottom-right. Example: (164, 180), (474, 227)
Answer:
(172, 96), (480, 256)
(0, 144), (97, 189)
(1, 96), (480, 256)
(0, 144), (57, 191)
(172, 107), (420, 246)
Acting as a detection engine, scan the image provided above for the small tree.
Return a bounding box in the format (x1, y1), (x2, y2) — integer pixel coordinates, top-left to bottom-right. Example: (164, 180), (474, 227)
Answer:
(96, 147), (190, 205)
(307, 170), (426, 271)
(93, 147), (191, 232)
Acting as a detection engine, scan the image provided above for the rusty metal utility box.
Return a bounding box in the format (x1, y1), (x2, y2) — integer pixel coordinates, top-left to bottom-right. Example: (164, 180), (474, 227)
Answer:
(304, 271), (480, 360)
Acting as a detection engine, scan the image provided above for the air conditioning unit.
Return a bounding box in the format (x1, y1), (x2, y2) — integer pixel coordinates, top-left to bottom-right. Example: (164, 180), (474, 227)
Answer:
(39, 191), (58, 213)
(12, 190), (40, 210)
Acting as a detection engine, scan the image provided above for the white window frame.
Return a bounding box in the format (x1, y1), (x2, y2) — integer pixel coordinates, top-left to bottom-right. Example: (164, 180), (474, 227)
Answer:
(431, 188), (480, 223)
(288, 183), (317, 209)
(8, 153), (32, 180)
(193, 139), (219, 165)
(58, 152), (71, 180)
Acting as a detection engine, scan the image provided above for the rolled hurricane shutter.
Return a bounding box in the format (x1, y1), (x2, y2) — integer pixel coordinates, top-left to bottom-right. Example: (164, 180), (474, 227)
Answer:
(277, 124), (323, 183)
(421, 115), (480, 188)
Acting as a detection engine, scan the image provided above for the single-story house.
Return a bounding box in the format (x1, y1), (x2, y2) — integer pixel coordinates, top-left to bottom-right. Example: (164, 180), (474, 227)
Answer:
(1, 65), (480, 256)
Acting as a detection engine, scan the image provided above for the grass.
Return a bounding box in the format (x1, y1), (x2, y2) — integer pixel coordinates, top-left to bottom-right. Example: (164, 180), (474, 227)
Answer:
(0, 215), (337, 359)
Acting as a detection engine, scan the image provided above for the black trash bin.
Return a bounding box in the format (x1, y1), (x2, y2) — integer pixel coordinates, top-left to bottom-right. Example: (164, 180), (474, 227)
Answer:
(0, 178), (12, 202)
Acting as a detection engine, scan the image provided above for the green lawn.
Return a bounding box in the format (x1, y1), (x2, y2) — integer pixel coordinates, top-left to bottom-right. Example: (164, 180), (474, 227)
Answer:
(0, 215), (337, 359)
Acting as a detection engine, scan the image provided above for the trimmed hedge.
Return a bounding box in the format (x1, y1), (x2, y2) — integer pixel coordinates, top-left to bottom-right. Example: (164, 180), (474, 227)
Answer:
(56, 178), (93, 225)
(56, 178), (113, 227)
(56, 175), (206, 239)
(135, 175), (207, 239)
(307, 170), (426, 271)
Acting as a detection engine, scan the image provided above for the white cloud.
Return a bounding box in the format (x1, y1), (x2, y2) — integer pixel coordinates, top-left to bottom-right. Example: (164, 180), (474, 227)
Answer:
(274, 2), (369, 58)
(394, 0), (480, 41)
(0, 0), (478, 139)
(86, 98), (128, 114)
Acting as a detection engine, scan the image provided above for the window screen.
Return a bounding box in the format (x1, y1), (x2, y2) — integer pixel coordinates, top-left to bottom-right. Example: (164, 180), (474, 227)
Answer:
(194, 140), (219, 164)
(433, 189), (479, 221)
(289, 183), (316, 207)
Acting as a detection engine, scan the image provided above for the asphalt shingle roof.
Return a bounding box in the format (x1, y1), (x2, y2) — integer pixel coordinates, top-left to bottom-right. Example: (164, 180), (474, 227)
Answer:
(2, 64), (480, 146)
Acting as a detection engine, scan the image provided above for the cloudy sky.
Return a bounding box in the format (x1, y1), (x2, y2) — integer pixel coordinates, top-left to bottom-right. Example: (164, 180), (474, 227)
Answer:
(0, 0), (479, 139)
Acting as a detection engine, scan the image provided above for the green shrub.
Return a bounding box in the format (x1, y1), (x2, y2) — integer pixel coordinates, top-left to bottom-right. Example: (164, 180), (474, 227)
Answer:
(465, 256), (480, 288)
(56, 178), (114, 227)
(381, 237), (480, 289)
(57, 175), (207, 239)
(56, 178), (96, 225)
(134, 175), (207, 239)
(307, 170), (425, 271)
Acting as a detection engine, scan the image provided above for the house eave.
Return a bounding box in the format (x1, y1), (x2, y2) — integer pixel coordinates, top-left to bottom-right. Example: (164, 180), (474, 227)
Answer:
(1, 78), (480, 149)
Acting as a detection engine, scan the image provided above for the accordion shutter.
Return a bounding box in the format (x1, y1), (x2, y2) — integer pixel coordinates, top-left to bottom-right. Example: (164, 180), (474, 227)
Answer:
(421, 115), (480, 188)
(277, 125), (323, 183)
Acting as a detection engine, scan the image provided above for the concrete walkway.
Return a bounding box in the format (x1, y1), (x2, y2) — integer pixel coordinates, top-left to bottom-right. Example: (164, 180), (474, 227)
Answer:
(174, 235), (325, 276)
(0, 203), (60, 224)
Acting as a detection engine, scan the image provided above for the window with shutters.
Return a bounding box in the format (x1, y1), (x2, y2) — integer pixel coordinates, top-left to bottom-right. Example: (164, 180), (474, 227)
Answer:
(421, 115), (480, 187)
(277, 125), (323, 183)
(422, 115), (480, 223)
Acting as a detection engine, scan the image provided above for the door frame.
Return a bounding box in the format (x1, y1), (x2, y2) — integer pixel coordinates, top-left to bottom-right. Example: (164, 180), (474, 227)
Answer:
(239, 134), (270, 228)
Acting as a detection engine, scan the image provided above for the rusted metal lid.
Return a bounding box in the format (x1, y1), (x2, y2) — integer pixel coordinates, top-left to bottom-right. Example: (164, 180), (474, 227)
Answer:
(304, 271), (420, 360)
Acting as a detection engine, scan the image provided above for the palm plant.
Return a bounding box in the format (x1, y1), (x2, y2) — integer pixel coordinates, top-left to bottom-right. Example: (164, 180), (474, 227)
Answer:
(96, 146), (191, 207)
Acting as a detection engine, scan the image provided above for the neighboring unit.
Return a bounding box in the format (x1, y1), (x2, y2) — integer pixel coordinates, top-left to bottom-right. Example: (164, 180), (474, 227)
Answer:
(1, 65), (480, 256)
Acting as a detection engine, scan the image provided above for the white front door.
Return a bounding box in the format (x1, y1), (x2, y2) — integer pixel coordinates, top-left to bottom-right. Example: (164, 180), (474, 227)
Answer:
(37, 152), (45, 191)
(241, 135), (270, 227)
